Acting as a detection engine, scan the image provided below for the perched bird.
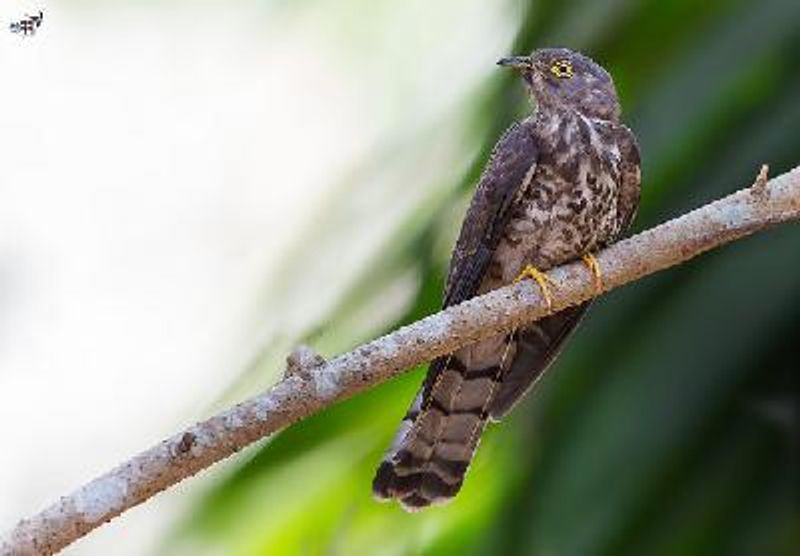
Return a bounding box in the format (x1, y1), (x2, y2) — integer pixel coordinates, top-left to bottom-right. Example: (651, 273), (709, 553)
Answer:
(373, 48), (641, 511)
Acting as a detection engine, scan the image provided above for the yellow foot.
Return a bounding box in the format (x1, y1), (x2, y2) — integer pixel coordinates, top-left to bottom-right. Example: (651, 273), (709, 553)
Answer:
(581, 253), (604, 295)
(514, 265), (556, 312)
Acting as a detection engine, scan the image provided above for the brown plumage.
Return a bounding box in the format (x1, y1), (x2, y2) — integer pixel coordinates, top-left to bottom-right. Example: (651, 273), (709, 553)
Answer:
(373, 48), (641, 511)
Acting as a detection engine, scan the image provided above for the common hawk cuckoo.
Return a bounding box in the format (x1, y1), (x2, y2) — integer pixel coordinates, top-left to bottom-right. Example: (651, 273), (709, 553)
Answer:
(373, 48), (641, 511)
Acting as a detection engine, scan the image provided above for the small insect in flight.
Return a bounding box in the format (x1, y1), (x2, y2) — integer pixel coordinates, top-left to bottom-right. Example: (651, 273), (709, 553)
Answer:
(10, 10), (43, 36)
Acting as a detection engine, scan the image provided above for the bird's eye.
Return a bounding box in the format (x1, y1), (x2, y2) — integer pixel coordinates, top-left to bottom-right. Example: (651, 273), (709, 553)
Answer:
(550, 60), (574, 79)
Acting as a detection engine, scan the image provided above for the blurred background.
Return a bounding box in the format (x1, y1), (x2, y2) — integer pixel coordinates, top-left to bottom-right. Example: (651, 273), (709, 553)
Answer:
(1, 0), (798, 554)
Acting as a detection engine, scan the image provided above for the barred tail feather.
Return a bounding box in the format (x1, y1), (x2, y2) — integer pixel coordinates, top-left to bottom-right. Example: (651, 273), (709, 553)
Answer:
(372, 357), (500, 511)
(374, 305), (589, 510)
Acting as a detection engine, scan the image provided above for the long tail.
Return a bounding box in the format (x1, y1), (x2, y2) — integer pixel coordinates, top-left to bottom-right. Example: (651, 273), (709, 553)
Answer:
(372, 350), (503, 511)
(372, 304), (589, 510)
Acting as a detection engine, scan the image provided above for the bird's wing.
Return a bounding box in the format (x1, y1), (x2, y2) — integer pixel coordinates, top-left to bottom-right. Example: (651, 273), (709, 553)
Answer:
(488, 304), (591, 419)
(442, 118), (539, 308)
(615, 123), (642, 232)
(488, 122), (641, 420)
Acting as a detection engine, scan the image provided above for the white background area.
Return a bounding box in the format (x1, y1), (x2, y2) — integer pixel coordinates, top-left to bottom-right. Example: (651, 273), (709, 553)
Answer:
(0, 1), (511, 553)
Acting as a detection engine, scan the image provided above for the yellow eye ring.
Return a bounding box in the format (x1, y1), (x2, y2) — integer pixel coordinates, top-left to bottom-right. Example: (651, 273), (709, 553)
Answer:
(550, 59), (574, 79)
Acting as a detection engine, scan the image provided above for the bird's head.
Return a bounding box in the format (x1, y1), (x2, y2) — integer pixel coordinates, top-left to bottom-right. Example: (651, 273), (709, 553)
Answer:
(498, 48), (621, 122)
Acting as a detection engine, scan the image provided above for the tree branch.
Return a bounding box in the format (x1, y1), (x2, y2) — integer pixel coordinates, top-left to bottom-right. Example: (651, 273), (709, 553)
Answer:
(3, 165), (799, 556)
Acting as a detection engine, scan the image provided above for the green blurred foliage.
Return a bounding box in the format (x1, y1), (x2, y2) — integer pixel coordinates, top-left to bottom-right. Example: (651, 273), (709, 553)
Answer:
(167, 0), (799, 554)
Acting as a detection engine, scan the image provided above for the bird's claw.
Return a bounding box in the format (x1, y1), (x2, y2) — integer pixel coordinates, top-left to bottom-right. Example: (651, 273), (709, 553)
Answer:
(514, 264), (556, 312)
(581, 253), (604, 295)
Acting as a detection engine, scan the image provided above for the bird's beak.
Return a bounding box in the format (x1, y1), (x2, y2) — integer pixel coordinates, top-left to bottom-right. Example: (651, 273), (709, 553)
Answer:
(497, 55), (533, 70)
